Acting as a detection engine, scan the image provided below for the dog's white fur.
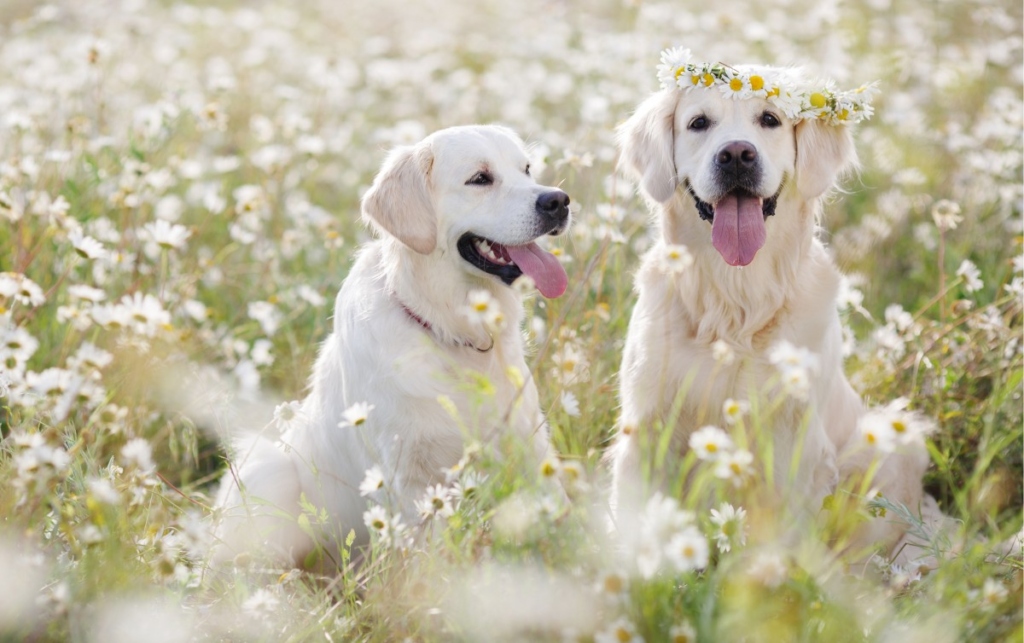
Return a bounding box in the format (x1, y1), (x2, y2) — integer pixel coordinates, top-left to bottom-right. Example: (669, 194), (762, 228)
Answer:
(213, 125), (564, 566)
(608, 75), (934, 564)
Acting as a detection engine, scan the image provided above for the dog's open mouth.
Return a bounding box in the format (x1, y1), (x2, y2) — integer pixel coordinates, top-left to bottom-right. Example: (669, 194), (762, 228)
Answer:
(687, 185), (781, 267)
(457, 233), (568, 298)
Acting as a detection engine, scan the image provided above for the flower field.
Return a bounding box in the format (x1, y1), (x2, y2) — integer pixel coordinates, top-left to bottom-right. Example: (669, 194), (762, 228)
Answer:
(0, 1), (1021, 641)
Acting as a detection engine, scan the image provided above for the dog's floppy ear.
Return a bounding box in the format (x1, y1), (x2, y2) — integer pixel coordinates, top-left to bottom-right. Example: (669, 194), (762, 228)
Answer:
(617, 91), (680, 203)
(361, 144), (437, 255)
(794, 119), (859, 201)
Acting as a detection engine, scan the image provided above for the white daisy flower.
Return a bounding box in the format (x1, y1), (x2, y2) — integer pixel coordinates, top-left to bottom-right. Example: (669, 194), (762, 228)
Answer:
(658, 243), (694, 274)
(338, 401), (374, 428)
(143, 219), (191, 250)
(719, 72), (754, 100)
(956, 259), (983, 293)
(709, 503), (747, 553)
(595, 617), (644, 643)
(68, 284), (106, 303)
(859, 412), (897, 452)
(721, 398), (749, 425)
(247, 300), (282, 336)
(595, 569), (629, 602)
(748, 551), (788, 588)
(560, 390), (580, 417)
(665, 526), (709, 572)
(931, 199), (962, 230)
(669, 623), (697, 643)
(120, 437), (155, 472)
(273, 400), (303, 431)
(462, 289), (498, 325)
(714, 449), (754, 487)
(363, 505), (390, 534)
(688, 425), (733, 461)
(656, 46), (692, 89)
(416, 483), (454, 520)
(68, 229), (107, 261)
(359, 465), (385, 497)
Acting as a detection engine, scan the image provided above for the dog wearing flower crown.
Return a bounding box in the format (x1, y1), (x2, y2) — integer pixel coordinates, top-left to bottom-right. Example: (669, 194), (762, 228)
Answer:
(607, 48), (946, 569)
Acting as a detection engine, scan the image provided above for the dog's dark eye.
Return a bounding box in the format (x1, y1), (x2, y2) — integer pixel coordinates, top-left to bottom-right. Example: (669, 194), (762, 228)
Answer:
(760, 111), (781, 128)
(524, 164), (530, 176)
(688, 115), (710, 131)
(466, 172), (493, 186)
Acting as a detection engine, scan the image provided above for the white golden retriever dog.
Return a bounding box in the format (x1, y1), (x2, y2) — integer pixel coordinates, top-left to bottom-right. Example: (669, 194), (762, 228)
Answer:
(214, 125), (570, 566)
(607, 61), (939, 566)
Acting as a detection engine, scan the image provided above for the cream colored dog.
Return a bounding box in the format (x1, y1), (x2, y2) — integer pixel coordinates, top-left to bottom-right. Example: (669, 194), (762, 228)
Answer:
(213, 125), (570, 567)
(607, 67), (938, 566)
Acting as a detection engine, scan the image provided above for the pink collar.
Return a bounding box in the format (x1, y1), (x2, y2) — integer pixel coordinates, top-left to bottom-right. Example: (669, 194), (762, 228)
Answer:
(396, 298), (493, 353)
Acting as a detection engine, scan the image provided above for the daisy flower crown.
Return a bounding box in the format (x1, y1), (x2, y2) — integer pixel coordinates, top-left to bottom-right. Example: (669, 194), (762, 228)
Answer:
(656, 47), (878, 125)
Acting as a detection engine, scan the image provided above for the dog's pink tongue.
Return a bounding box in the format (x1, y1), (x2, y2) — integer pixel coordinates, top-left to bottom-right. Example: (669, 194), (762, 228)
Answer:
(506, 242), (568, 298)
(711, 193), (767, 266)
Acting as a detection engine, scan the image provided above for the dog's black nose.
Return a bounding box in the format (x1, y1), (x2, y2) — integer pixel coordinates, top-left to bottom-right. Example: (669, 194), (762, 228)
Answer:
(715, 141), (758, 169)
(536, 190), (570, 225)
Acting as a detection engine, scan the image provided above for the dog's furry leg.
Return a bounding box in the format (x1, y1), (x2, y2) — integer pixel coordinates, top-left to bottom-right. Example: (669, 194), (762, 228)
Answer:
(211, 435), (311, 566)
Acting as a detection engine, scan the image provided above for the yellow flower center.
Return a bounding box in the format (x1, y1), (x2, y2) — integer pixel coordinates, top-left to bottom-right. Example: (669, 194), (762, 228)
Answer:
(767, 87), (780, 97)
(892, 420), (906, 433)
(372, 519), (385, 530)
(837, 108), (850, 120)
(702, 73), (714, 86)
(604, 575), (624, 593)
(541, 461), (557, 477)
(749, 75), (764, 91)
(354, 417), (366, 426)
(690, 74), (700, 86)
(866, 432), (876, 444)
(809, 92), (827, 108)
(473, 302), (488, 312)
(675, 66), (686, 79)
(683, 545), (695, 557)
(616, 628), (632, 643)
(729, 78), (743, 91)
(730, 462), (742, 475)
(673, 636), (692, 643)
(706, 443), (717, 453)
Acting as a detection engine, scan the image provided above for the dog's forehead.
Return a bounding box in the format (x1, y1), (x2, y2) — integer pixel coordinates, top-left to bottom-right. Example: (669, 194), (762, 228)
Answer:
(431, 126), (528, 172)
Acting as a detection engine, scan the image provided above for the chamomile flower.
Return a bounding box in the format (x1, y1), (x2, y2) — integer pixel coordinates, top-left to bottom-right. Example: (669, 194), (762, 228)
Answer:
(273, 400), (303, 431)
(338, 401), (374, 428)
(859, 412), (897, 452)
(656, 46), (692, 88)
(719, 72), (754, 100)
(714, 448), (754, 487)
(689, 425), (733, 461)
(363, 505), (389, 534)
(977, 577), (1009, 609)
(416, 483), (454, 520)
(120, 438), (155, 472)
(560, 390), (580, 417)
(463, 289), (498, 325)
(665, 526), (709, 572)
(721, 398), (749, 425)
(669, 622), (696, 643)
(68, 229), (107, 261)
(594, 569), (630, 602)
(595, 618), (644, 643)
(658, 243), (695, 274)
(748, 551), (789, 588)
(709, 503), (747, 553)
(956, 259), (983, 293)
(142, 219), (191, 250)
(359, 465), (385, 497)
(931, 199), (963, 230)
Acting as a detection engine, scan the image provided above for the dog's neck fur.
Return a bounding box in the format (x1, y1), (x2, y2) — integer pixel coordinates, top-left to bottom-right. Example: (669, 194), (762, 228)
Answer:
(378, 237), (525, 351)
(656, 183), (821, 349)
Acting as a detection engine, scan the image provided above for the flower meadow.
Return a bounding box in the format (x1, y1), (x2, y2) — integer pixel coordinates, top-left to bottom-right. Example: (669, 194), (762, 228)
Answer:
(0, 0), (1021, 641)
